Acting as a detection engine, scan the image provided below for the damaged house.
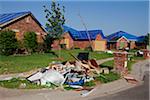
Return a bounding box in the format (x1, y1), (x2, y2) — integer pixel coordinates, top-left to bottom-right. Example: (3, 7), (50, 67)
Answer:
(0, 11), (46, 43)
(51, 26), (107, 51)
(106, 31), (146, 50)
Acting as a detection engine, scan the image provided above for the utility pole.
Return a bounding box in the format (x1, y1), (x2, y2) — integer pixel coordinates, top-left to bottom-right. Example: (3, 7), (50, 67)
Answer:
(78, 13), (93, 51)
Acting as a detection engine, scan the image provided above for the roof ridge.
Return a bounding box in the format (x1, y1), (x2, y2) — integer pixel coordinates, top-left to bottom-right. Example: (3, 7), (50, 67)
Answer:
(0, 11), (31, 15)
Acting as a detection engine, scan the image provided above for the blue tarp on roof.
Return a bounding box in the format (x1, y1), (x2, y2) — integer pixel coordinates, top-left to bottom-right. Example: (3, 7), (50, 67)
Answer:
(0, 11), (30, 25)
(106, 31), (138, 42)
(136, 36), (145, 42)
(63, 26), (105, 40)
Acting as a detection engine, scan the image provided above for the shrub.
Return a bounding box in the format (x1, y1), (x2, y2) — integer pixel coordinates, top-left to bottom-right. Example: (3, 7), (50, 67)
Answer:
(0, 29), (18, 55)
(24, 32), (37, 53)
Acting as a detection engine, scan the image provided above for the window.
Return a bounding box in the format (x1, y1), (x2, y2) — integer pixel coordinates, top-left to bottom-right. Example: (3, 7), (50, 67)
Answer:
(12, 29), (21, 40)
(26, 17), (30, 23)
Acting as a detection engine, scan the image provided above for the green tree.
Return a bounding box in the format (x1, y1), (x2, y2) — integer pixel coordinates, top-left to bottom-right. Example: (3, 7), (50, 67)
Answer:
(144, 33), (150, 49)
(43, 0), (65, 57)
(24, 32), (37, 53)
(0, 29), (18, 55)
(44, 34), (55, 52)
(144, 33), (150, 45)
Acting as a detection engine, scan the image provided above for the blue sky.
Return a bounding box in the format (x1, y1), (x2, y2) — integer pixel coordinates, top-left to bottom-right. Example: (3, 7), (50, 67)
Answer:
(0, 0), (149, 36)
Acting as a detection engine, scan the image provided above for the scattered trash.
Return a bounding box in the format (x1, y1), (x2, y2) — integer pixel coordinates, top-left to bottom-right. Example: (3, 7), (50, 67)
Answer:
(136, 50), (144, 56)
(69, 85), (83, 89)
(40, 69), (65, 86)
(105, 50), (113, 54)
(19, 83), (26, 89)
(81, 88), (96, 97)
(101, 68), (109, 74)
(123, 76), (138, 84)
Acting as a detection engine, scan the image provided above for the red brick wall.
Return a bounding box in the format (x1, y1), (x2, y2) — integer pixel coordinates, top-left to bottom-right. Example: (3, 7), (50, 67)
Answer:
(74, 41), (93, 49)
(114, 52), (128, 74)
(130, 41), (136, 49)
(74, 34), (105, 49)
(143, 49), (150, 59)
(52, 33), (106, 50)
(2, 15), (46, 43)
(95, 34), (103, 40)
(52, 32), (74, 50)
(62, 32), (74, 49)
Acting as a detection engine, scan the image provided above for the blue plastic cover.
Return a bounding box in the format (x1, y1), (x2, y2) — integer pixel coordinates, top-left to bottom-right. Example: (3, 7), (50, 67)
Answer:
(0, 11), (30, 25)
(65, 78), (84, 86)
(63, 26), (105, 40)
(106, 31), (138, 42)
(136, 36), (145, 42)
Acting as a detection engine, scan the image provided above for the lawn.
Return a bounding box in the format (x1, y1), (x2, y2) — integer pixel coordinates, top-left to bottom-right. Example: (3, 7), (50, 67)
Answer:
(99, 60), (114, 70)
(0, 78), (48, 89)
(95, 72), (120, 83)
(0, 49), (113, 74)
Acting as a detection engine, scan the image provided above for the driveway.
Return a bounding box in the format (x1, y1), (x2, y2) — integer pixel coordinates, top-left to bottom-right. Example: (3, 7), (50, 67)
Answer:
(92, 71), (149, 100)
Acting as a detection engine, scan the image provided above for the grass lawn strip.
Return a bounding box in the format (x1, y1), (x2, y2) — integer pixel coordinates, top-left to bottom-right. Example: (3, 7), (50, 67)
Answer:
(0, 50), (113, 74)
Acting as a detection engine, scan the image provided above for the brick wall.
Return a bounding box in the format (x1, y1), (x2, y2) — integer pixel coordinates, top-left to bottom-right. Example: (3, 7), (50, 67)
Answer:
(74, 40), (93, 49)
(114, 52), (128, 74)
(95, 34), (103, 40)
(52, 32), (74, 50)
(130, 41), (136, 49)
(2, 15), (46, 43)
(62, 32), (74, 49)
(143, 49), (150, 59)
(52, 33), (106, 50)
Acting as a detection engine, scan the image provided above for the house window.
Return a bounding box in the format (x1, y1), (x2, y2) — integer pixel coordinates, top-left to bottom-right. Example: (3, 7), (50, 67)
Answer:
(12, 29), (21, 40)
(26, 17), (30, 23)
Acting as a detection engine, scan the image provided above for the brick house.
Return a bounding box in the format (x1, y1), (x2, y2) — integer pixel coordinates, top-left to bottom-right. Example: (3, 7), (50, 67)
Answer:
(106, 31), (138, 50)
(0, 11), (46, 43)
(52, 26), (107, 51)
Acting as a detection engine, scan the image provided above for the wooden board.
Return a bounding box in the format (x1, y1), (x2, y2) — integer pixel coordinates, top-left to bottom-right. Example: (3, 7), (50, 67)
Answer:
(94, 40), (106, 51)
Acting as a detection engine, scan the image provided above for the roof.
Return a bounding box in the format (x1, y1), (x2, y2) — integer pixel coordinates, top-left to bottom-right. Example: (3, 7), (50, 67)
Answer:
(0, 11), (30, 27)
(63, 26), (105, 40)
(106, 31), (138, 42)
(136, 36), (145, 42)
(0, 11), (46, 32)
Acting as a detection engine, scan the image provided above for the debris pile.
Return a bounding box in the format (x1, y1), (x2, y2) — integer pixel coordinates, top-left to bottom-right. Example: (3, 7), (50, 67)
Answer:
(26, 53), (103, 92)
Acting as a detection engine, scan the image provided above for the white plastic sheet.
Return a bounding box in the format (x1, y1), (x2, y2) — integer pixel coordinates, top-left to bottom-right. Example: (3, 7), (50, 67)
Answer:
(40, 69), (65, 86)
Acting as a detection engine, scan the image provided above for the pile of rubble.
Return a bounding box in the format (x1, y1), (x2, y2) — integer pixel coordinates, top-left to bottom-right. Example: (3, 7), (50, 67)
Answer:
(26, 53), (109, 92)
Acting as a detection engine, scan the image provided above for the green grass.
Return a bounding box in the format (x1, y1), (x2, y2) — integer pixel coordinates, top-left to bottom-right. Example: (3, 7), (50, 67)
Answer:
(99, 60), (114, 70)
(53, 49), (113, 61)
(84, 81), (96, 87)
(132, 56), (145, 60)
(0, 53), (56, 74)
(95, 72), (120, 83)
(0, 49), (113, 74)
(0, 78), (47, 89)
